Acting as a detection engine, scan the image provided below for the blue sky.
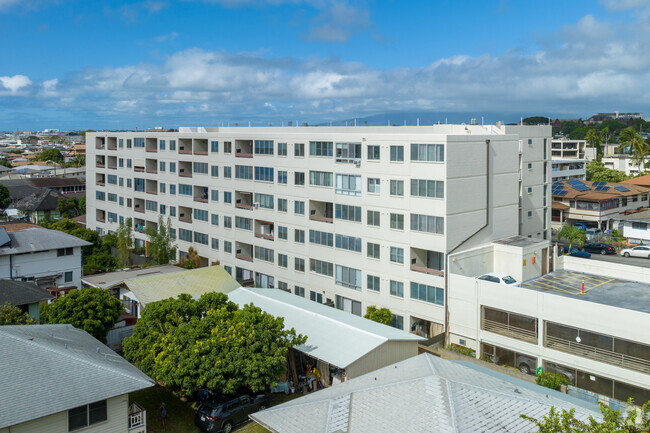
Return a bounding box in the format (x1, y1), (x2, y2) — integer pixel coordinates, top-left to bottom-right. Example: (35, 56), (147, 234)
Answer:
(1, 0), (649, 130)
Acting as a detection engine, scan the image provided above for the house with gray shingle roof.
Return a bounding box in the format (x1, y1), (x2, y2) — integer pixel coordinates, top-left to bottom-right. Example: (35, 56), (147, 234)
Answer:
(0, 324), (153, 432)
(0, 279), (53, 322)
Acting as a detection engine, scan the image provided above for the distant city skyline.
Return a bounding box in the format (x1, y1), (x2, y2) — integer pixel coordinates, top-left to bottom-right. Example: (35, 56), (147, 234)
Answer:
(1, 0), (649, 130)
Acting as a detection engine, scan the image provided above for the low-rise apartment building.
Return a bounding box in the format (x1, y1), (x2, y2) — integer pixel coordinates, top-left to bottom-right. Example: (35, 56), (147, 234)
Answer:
(87, 125), (551, 337)
(550, 138), (594, 181)
(603, 154), (650, 176)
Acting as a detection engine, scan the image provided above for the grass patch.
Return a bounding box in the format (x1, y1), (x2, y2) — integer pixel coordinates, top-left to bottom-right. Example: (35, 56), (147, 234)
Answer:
(130, 385), (302, 433)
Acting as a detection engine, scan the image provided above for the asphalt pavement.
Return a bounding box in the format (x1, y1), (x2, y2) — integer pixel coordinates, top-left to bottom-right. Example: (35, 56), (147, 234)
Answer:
(587, 252), (650, 268)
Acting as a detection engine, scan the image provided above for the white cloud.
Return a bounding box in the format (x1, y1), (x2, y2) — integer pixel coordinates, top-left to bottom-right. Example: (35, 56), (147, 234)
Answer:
(154, 31), (178, 43)
(600, 0), (650, 11)
(0, 75), (32, 93)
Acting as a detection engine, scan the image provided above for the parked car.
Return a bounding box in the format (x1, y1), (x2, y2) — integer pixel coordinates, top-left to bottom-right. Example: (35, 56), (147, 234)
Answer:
(195, 393), (269, 433)
(515, 354), (537, 375)
(620, 245), (650, 259)
(582, 243), (615, 255)
(585, 228), (603, 240)
(477, 273), (520, 286)
(573, 222), (589, 230)
(568, 248), (591, 258)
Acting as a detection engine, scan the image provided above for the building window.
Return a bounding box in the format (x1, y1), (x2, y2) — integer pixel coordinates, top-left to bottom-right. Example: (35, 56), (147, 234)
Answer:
(159, 139), (166, 150)
(211, 214), (219, 226)
(335, 295), (362, 316)
(68, 400), (107, 431)
(390, 280), (404, 297)
(335, 142), (361, 162)
(169, 162), (176, 173)
(169, 140), (176, 150)
(223, 141), (232, 153)
(310, 141), (333, 157)
(224, 166), (232, 178)
(295, 257), (305, 272)
(224, 192), (232, 203)
(194, 162), (208, 174)
(224, 241), (232, 253)
(211, 141), (219, 152)
(367, 145), (380, 160)
(410, 282), (444, 305)
(336, 265), (361, 290)
(211, 165), (219, 177)
(410, 179), (444, 198)
(390, 180), (404, 196)
(193, 209), (208, 222)
(310, 291), (323, 303)
(295, 286), (305, 297)
(390, 314), (404, 330)
(390, 213), (404, 230)
(278, 226), (288, 240)
(254, 245), (275, 263)
(278, 142), (287, 156)
(278, 198), (288, 212)
(211, 238), (219, 250)
(254, 166), (274, 182)
(169, 184), (176, 195)
(335, 234), (362, 252)
(309, 229), (333, 247)
(179, 184), (192, 196)
(367, 178), (380, 193)
(179, 229), (192, 242)
(295, 172), (305, 186)
(295, 229), (305, 243)
(335, 204), (361, 222)
(310, 170), (333, 187)
(410, 143), (444, 162)
(170, 206), (176, 217)
(367, 210), (380, 226)
(211, 190), (219, 202)
(235, 216), (252, 231)
(133, 138), (144, 148)
(235, 165), (253, 180)
(295, 201), (305, 215)
(194, 232), (208, 245)
(224, 216), (232, 228)
(390, 145), (404, 162)
(295, 143), (305, 157)
(254, 140), (274, 155)
(390, 247), (404, 264)
(410, 214), (444, 234)
(254, 193), (274, 209)
(159, 183), (166, 194)
(367, 275), (380, 291)
(278, 170), (288, 184)
(278, 253), (288, 268)
(159, 161), (166, 172)
(367, 242), (380, 259)
(335, 174), (362, 196)
(310, 258), (333, 276)
(64, 271), (73, 283)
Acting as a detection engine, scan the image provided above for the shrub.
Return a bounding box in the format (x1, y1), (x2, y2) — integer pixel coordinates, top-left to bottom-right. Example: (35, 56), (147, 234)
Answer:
(446, 343), (476, 357)
(536, 372), (570, 390)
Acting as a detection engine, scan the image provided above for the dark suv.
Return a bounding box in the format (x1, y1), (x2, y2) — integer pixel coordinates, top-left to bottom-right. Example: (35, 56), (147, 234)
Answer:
(195, 393), (269, 433)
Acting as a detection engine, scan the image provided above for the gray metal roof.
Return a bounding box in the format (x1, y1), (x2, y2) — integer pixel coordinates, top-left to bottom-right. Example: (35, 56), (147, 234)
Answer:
(0, 279), (54, 305)
(0, 227), (91, 256)
(251, 353), (601, 433)
(228, 288), (424, 369)
(82, 264), (187, 290)
(0, 324), (154, 429)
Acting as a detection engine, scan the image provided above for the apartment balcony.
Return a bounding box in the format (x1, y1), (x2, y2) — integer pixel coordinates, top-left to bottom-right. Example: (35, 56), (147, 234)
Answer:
(96, 181), (105, 187)
(309, 200), (333, 224)
(236, 203), (254, 210)
(96, 209), (106, 223)
(254, 220), (274, 241)
(482, 319), (537, 345)
(193, 186), (208, 203)
(309, 214), (333, 223)
(95, 137), (105, 150)
(178, 138), (192, 154)
(235, 191), (253, 210)
(179, 171), (192, 178)
(146, 190), (157, 195)
(134, 207), (144, 214)
(134, 166), (145, 173)
(96, 163), (105, 168)
(410, 248), (445, 277)
(235, 139), (253, 158)
(107, 137), (117, 151)
(179, 216), (192, 224)
(107, 164), (117, 170)
(145, 148), (157, 153)
(194, 150), (208, 155)
(145, 137), (157, 153)
(146, 168), (157, 174)
(96, 217), (105, 223)
(194, 197), (208, 203)
(235, 253), (254, 262)
(235, 152), (253, 158)
(410, 264), (444, 277)
(194, 138), (208, 155)
(179, 149), (192, 154)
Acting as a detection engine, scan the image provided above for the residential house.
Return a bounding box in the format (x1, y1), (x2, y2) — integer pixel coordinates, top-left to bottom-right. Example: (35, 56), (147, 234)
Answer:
(0, 279), (53, 322)
(0, 324), (153, 433)
(14, 189), (63, 224)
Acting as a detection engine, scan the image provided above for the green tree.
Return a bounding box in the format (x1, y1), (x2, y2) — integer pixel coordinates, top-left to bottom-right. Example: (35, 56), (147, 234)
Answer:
(0, 302), (36, 325)
(41, 286), (124, 343)
(364, 305), (392, 325)
(536, 372), (570, 390)
(585, 161), (629, 182)
(123, 293), (306, 394)
(9, 149), (24, 154)
(620, 127), (649, 172)
(523, 116), (551, 125)
(66, 154), (85, 168)
(56, 197), (80, 218)
(0, 184), (10, 210)
(146, 216), (177, 265)
(600, 126), (611, 147)
(585, 128), (602, 161)
(558, 224), (587, 250)
(0, 159), (12, 168)
(39, 148), (64, 164)
(116, 218), (134, 267)
(77, 195), (86, 215)
(521, 399), (649, 433)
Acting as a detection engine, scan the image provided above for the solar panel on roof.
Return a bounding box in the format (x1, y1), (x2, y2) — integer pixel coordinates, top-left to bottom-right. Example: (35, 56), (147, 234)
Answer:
(595, 185), (610, 192)
(614, 186), (630, 192)
(555, 190), (568, 196)
(593, 181), (606, 187)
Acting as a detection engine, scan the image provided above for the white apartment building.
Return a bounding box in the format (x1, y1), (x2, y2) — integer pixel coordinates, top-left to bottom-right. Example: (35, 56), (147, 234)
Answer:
(87, 125), (551, 336)
(603, 154), (650, 176)
(551, 138), (594, 181)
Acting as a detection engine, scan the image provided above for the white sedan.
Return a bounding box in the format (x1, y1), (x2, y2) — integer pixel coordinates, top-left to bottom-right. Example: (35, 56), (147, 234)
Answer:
(620, 246), (650, 259)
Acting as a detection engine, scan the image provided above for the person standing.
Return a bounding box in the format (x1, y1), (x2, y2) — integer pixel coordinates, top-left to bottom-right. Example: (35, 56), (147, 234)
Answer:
(160, 401), (167, 430)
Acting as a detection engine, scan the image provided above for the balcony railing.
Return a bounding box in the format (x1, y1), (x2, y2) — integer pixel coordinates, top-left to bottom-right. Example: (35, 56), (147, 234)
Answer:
(96, 163), (105, 168)
(96, 181), (105, 186)
(235, 203), (254, 210)
(482, 319), (537, 344)
(235, 152), (253, 158)
(134, 207), (144, 214)
(410, 264), (444, 277)
(179, 171), (192, 178)
(107, 165), (117, 169)
(255, 233), (274, 241)
(96, 144), (105, 150)
(146, 169), (157, 174)
(146, 148), (157, 153)
(134, 167), (144, 173)
(96, 217), (105, 222)
(179, 216), (192, 223)
(146, 190), (157, 195)
(194, 197), (208, 203)
(194, 150), (208, 155)
(107, 145), (117, 150)
(309, 215), (333, 223)
(179, 149), (192, 154)
(236, 254), (253, 262)
(545, 335), (650, 375)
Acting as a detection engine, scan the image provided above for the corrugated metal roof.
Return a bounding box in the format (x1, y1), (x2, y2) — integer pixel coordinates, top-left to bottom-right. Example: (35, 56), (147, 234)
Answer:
(228, 287), (424, 369)
(0, 324), (153, 429)
(125, 265), (240, 306)
(251, 354), (601, 433)
(0, 279), (54, 305)
(82, 264), (187, 290)
(0, 227), (91, 256)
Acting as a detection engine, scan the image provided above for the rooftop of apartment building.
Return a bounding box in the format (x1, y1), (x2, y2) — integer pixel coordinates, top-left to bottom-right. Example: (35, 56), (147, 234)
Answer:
(552, 179), (648, 200)
(521, 269), (649, 313)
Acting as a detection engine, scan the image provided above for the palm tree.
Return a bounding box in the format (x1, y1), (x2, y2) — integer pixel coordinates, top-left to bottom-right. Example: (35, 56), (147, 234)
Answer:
(558, 225), (586, 251)
(620, 127), (649, 172)
(585, 128), (602, 161)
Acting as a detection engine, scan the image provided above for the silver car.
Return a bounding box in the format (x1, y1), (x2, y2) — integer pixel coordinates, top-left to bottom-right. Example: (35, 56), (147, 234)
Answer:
(620, 245), (650, 259)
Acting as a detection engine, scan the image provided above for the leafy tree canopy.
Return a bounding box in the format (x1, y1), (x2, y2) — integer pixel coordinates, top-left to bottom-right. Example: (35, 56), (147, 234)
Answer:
(56, 197), (80, 218)
(0, 159), (12, 168)
(521, 399), (649, 433)
(523, 116), (551, 125)
(364, 305), (392, 326)
(40, 286), (124, 343)
(0, 184), (10, 210)
(0, 302), (36, 325)
(39, 148), (64, 164)
(586, 161), (629, 183)
(558, 224), (587, 250)
(146, 216), (177, 265)
(123, 292), (306, 395)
